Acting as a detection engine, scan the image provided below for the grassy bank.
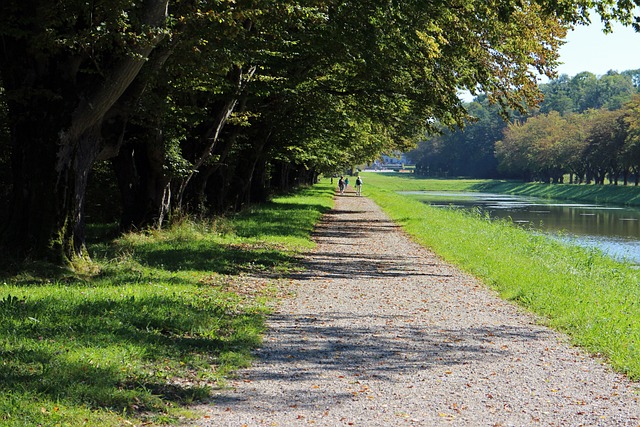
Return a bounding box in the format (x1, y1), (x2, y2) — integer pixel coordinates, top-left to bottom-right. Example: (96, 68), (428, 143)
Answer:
(363, 174), (640, 379)
(0, 183), (334, 426)
(360, 173), (493, 192)
(361, 172), (640, 206)
(474, 180), (640, 207)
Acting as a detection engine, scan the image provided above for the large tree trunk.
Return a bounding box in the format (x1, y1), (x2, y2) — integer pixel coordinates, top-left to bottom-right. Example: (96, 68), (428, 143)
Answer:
(3, 102), (73, 261)
(0, 0), (169, 262)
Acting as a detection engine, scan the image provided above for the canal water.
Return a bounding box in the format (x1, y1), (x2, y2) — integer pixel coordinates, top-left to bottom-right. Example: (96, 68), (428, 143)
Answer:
(399, 191), (640, 264)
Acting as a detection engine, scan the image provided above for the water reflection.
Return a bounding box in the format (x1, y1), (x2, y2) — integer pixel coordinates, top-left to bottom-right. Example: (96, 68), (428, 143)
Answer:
(399, 191), (640, 264)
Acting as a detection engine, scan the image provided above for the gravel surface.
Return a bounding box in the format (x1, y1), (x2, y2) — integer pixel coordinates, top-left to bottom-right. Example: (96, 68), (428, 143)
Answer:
(187, 192), (640, 426)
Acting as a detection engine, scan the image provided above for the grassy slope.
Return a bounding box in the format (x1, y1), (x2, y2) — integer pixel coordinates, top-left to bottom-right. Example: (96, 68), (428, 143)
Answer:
(473, 180), (640, 207)
(361, 173), (640, 379)
(0, 183), (334, 427)
(361, 172), (640, 206)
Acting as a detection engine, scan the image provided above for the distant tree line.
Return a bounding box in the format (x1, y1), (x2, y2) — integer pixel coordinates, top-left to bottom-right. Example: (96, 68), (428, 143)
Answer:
(409, 69), (640, 183)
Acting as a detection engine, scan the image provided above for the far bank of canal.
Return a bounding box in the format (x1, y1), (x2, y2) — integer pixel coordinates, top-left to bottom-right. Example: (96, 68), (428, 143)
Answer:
(400, 191), (640, 264)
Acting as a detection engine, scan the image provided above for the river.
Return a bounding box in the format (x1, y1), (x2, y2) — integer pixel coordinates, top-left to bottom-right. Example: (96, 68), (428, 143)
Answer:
(399, 191), (640, 265)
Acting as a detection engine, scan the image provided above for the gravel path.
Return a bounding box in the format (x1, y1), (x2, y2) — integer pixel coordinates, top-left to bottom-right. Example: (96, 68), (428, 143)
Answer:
(188, 192), (640, 426)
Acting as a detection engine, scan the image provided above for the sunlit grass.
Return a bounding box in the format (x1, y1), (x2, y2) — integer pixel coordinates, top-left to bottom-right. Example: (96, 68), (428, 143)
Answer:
(360, 172), (640, 206)
(0, 182), (334, 426)
(365, 176), (640, 379)
(360, 172), (492, 192)
(472, 180), (640, 206)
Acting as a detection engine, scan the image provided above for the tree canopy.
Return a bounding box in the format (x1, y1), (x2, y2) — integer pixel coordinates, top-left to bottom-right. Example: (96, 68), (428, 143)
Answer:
(1, 0), (638, 263)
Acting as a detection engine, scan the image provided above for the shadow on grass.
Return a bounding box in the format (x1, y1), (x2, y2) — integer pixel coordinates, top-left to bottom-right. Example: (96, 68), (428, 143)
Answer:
(122, 240), (300, 275)
(97, 200), (332, 277)
(0, 291), (263, 413)
(0, 184), (335, 422)
(118, 201), (333, 276)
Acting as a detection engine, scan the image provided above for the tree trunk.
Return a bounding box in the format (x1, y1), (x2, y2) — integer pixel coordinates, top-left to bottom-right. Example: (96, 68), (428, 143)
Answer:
(111, 135), (170, 231)
(174, 66), (256, 210)
(0, 0), (169, 262)
(198, 129), (239, 213)
(233, 138), (269, 211)
(2, 106), (73, 261)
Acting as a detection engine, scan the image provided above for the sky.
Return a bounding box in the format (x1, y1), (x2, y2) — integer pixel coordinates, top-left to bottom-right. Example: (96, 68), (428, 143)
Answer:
(460, 19), (640, 101)
(556, 19), (640, 77)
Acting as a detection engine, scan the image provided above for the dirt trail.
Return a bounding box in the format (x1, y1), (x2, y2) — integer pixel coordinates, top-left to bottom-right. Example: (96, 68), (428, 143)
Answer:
(187, 192), (640, 426)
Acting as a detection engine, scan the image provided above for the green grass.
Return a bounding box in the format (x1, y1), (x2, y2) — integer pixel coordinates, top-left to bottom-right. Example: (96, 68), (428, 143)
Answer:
(360, 172), (640, 206)
(0, 183), (334, 426)
(364, 175), (640, 379)
(472, 180), (640, 207)
(360, 172), (494, 192)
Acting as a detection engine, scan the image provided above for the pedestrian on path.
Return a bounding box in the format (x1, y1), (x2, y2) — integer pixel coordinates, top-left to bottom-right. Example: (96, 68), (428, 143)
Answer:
(355, 175), (363, 196)
(344, 177), (350, 193)
(338, 176), (345, 194)
(193, 195), (640, 427)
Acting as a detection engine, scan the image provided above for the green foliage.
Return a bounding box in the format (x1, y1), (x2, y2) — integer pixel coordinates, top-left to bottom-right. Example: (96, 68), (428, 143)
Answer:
(412, 70), (640, 182)
(2, 0), (640, 263)
(496, 110), (590, 182)
(0, 0), (629, 259)
(408, 97), (506, 178)
(495, 95), (640, 184)
(540, 70), (638, 114)
(0, 182), (334, 426)
(366, 175), (640, 379)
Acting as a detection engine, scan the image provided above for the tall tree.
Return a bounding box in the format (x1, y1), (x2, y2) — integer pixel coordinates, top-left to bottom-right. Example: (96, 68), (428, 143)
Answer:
(2, 0), (638, 264)
(0, 0), (169, 262)
(597, 71), (637, 110)
(583, 108), (626, 184)
(622, 95), (640, 184)
(539, 74), (576, 115)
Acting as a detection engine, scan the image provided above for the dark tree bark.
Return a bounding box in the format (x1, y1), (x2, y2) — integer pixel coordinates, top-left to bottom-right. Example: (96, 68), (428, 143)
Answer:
(111, 137), (170, 231)
(187, 127), (239, 214)
(231, 130), (272, 211)
(272, 160), (292, 191)
(0, 0), (169, 262)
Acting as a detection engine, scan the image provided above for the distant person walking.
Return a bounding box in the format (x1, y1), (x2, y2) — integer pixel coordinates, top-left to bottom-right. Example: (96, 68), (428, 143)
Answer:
(355, 175), (363, 196)
(338, 176), (345, 195)
(344, 177), (350, 193)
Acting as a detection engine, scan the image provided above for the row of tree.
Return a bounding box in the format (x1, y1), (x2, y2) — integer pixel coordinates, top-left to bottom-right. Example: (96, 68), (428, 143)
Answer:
(408, 69), (640, 180)
(1, 0), (638, 264)
(497, 96), (640, 184)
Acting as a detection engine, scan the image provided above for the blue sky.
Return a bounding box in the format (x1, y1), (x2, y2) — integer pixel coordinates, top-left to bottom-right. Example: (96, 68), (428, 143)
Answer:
(459, 20), (640, 101)
(557, 19), (640, 76)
